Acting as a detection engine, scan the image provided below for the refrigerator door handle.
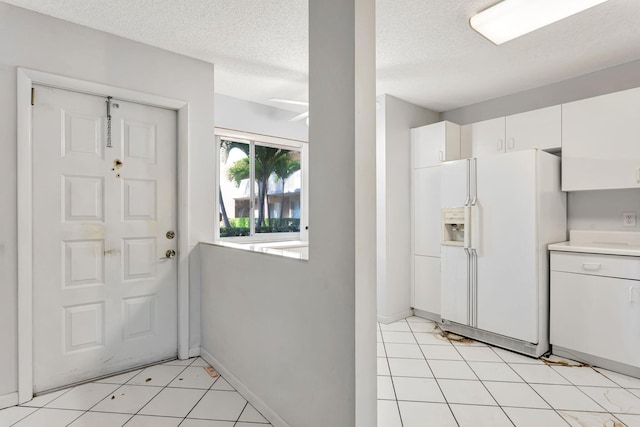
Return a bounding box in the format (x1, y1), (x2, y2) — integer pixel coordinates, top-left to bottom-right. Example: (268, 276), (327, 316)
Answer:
(471, 249), (478, 327)
(463, 206), (471, 248)
(470, 158), (478, 206)
(464, 248), (471, 326)
(464, 159), (471, 206)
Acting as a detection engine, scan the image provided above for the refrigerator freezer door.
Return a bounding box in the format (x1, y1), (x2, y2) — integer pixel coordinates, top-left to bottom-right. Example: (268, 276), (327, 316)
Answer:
(414, 166), (442, 257)
(441, 159), (469, 208)
(441, 245), (469, 325)
(474, 150), (539, 343)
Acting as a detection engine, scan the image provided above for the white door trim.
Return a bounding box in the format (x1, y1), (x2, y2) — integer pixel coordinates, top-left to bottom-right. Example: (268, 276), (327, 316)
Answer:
(17, 68), (190, 403)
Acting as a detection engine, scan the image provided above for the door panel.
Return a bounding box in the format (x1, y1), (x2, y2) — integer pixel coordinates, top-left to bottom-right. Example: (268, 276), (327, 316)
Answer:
(32, 85), (178, 392)
(440, 246), (468, 325)
(440, 159), (468, 208)
(414, 166), (441, 257)
(474, 150), (538, 343)
(414, 255), (441, 315)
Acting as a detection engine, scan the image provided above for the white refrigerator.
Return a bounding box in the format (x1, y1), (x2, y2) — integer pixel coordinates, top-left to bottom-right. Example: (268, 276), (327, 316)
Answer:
(440, 149), (566, 356)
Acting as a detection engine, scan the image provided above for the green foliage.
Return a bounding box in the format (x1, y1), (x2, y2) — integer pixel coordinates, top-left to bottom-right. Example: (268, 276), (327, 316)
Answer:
(219, 218), (300, 237)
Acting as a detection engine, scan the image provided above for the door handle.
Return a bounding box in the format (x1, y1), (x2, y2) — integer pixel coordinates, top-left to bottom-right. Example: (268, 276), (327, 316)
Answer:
(160, 249), (176, 260)
(470, 158), (477, 206)
(104, 248), (120, 256)
(464, 159), (471, 206)
(464, 248), (471, 326)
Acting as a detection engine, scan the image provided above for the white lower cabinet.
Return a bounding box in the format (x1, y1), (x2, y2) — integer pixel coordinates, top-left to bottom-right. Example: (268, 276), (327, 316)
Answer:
(414, 255), (440, 315)
(550, 252), (640, 369)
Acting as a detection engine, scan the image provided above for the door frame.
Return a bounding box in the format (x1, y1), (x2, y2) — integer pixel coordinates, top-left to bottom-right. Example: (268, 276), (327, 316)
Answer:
(17, 68), (191, 403)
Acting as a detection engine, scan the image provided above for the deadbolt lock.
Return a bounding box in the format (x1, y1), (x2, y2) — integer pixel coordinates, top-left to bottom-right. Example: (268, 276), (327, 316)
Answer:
(166, 231), (175, 240)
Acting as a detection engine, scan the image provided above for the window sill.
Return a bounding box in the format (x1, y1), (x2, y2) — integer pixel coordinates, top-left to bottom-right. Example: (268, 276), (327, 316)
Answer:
(203, 240), (309, 260)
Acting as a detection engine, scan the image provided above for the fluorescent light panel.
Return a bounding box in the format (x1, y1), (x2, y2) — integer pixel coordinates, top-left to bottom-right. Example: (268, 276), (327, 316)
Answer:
(470, 0), (609, 45)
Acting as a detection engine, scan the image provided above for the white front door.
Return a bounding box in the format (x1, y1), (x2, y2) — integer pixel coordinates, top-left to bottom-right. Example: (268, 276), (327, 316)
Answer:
(32, 85), (178, 393)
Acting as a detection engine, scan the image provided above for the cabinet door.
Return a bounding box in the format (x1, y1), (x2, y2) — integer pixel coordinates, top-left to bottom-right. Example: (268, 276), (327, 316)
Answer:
(470, 117), (506, 158)
(562, 87), (640, 191)
(413, 166), (441, 257)
(412, 121), (460, 168)
(551, 271), (640, 368)
(414, 255), (440, 315)
(506, 105), (561, 152)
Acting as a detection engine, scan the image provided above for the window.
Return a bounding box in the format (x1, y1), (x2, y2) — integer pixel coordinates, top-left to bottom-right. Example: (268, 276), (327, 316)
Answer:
(216, 130), (307, 241)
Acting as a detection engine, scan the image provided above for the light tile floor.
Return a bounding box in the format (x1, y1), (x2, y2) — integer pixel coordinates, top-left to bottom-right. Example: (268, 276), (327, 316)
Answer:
(0, 357), (272, 427)
(378, 316), (640, 427)
(5, 318), (640, 426)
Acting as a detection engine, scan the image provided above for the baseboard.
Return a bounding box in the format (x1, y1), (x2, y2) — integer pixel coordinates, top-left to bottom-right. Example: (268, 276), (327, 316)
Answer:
(188, 346), (201, 358)
(200, 348), (291, 427)
(0, 392), (18, 410)
(412, 309), (441, 323)
(377, 309), (414, 324)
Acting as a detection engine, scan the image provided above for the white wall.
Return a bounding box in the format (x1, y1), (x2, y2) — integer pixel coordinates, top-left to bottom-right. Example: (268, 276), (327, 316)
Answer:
(376, 94), (438, 323)
(200, 0), (377, 425)
(568, 189), (640, 232)
(441, 59), (640, 126)
(0, 3), (215, 398)
(441, 59), (640, 234)
(215, 94), (308, 142)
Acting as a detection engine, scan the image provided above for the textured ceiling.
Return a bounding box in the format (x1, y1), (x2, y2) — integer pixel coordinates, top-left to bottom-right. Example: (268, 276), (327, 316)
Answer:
(4, 0), (640, 112)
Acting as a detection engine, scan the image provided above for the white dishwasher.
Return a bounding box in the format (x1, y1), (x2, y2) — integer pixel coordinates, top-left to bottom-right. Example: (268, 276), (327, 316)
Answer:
(549, 231), (640, 378)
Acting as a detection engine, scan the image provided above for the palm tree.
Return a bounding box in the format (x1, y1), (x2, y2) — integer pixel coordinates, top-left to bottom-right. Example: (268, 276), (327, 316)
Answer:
(272, 157), (300, 228)
(224, 142), (289, 229)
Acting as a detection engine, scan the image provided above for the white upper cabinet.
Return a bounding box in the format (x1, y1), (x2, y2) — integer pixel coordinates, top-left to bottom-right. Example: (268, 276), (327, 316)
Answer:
(562, 87), (640, 191)
(469, 117), (506, 158)
(506, 105), (561, 152)
(468, 107), (561, 158)
(412, 121), (461, 168)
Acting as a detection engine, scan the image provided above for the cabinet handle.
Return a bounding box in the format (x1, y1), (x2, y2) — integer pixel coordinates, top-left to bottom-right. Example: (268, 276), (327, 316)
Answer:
(582, 262), (602, 271)
(630, 287), (640, 303)
(636, 168), (640, 184)
(507, 138), (515, 150)
(439, 150), (444, 162)
(497, 139), (504, 151)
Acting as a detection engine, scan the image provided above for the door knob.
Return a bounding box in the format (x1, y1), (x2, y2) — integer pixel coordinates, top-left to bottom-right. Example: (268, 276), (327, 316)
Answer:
(160, 249), (176, 260)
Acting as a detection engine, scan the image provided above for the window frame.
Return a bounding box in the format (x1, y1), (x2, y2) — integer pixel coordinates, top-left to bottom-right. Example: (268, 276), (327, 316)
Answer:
(215, 128), (308, 243)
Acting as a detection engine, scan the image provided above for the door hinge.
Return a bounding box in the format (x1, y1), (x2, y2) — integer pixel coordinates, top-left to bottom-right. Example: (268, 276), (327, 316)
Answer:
(31, 88), (34, 106)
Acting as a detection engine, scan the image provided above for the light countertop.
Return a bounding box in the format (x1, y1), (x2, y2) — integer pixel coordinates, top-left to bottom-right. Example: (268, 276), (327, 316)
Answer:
(549, 230), (640, 257)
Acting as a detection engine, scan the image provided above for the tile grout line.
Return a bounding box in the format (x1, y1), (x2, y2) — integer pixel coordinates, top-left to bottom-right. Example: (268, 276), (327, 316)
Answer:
(118, 358), (195, 426)
(10, 387), (77, 426)
(178, 359), (239, 426)
(233, 401), (249, 427)
(406, 319), (461, 427)
(457, 343), (521, 426)
(491, 347), (576, 426)
(379, 321), (404, 427)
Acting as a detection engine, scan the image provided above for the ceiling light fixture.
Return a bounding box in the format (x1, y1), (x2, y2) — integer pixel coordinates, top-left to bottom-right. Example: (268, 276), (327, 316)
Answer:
(470, 0), (610, 45)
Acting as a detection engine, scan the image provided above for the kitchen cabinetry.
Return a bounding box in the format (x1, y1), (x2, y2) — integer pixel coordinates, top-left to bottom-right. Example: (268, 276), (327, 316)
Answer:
(550, 248), (640, 376)
(506, 105), (561, 152)
(562, 87), (640, 191)
(412, 121), (460, 168)
(466, 106), (561, 158)
(414, 255), (440, 316)
(468, 117), (505, 158)
(411, 121), (461, 318)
